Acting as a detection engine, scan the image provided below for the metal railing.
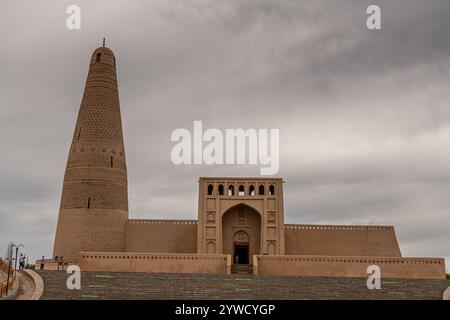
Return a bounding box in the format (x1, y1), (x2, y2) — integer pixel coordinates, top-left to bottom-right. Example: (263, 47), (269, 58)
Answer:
(0, 258), (15, 297)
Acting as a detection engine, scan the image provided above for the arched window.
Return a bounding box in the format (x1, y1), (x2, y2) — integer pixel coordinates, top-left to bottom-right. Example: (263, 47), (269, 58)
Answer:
(228, 185), (234, 196)
(259, 185), (265, 195)
(218, 184), (224, 195)
(207, 184), (214, 195)
(87, 197), (91, 209)
(249, 185), (255, 196)
(96, 53), (101, 63)
(110, 156), (114, 168)
(269, 185), (275, 195)
(238, 185), (244, 196)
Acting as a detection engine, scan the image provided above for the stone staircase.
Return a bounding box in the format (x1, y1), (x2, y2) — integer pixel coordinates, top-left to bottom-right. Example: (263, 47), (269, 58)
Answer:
(15, 271), (35, 300)
(36, 270), (450, 300)
(231, 264), (253, 274)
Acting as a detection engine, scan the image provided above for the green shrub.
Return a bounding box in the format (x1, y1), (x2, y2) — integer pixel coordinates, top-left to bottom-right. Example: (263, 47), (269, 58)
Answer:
(25, 264), (35, 270)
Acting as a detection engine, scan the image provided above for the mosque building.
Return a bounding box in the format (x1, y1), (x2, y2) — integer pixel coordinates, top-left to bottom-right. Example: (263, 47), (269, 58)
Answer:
(49, 45), (445, 279)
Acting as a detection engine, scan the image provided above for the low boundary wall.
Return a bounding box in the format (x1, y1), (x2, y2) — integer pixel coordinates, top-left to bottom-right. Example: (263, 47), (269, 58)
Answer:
(78, 252), (231, 274)
(444, 286), (450, 300)
(23, 270), (44, 300)
(253, 255), (446, 279)
(35, 259), (77, 271)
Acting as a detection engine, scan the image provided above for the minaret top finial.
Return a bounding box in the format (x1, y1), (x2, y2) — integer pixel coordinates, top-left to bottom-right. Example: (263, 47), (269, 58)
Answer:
(102, 38), (105, 47)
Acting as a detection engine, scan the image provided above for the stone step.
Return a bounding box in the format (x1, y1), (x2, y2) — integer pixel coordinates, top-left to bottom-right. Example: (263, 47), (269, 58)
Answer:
(231, 264), (253, 274)
(36, 271), (450, 300)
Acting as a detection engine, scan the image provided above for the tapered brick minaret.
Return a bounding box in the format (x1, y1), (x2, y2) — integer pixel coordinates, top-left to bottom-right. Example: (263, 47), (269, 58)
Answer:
(53, 45), (128, 260)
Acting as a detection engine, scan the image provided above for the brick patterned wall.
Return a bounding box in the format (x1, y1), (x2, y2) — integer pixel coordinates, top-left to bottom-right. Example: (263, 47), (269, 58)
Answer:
(53, 46), (128, 260)
(125, 219), (197, 253)
(284, 224), (402, 257)
(60, 182), (128, 211)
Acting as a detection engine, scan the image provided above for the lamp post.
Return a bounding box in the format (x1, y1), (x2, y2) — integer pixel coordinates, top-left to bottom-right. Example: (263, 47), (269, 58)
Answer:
(5, 242), (13, 296)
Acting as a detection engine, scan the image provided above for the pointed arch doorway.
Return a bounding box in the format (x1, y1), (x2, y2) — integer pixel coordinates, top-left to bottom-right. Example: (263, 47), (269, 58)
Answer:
(222, 204), (261, 264)
(233, 230), (250, 264)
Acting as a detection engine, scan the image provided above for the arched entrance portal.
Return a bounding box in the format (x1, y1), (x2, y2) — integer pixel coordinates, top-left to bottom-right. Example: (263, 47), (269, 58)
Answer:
(222, 204), (261, 264)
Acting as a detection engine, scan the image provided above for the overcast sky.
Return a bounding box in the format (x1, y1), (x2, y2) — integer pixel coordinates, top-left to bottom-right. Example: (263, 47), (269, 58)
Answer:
(0, 0), (449, 270)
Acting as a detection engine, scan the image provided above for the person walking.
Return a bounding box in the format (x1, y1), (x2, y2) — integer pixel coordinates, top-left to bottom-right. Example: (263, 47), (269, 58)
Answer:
(59, 256), (64, 271)
(18, 254), (25, 270)
(40, 256), (45, 270)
